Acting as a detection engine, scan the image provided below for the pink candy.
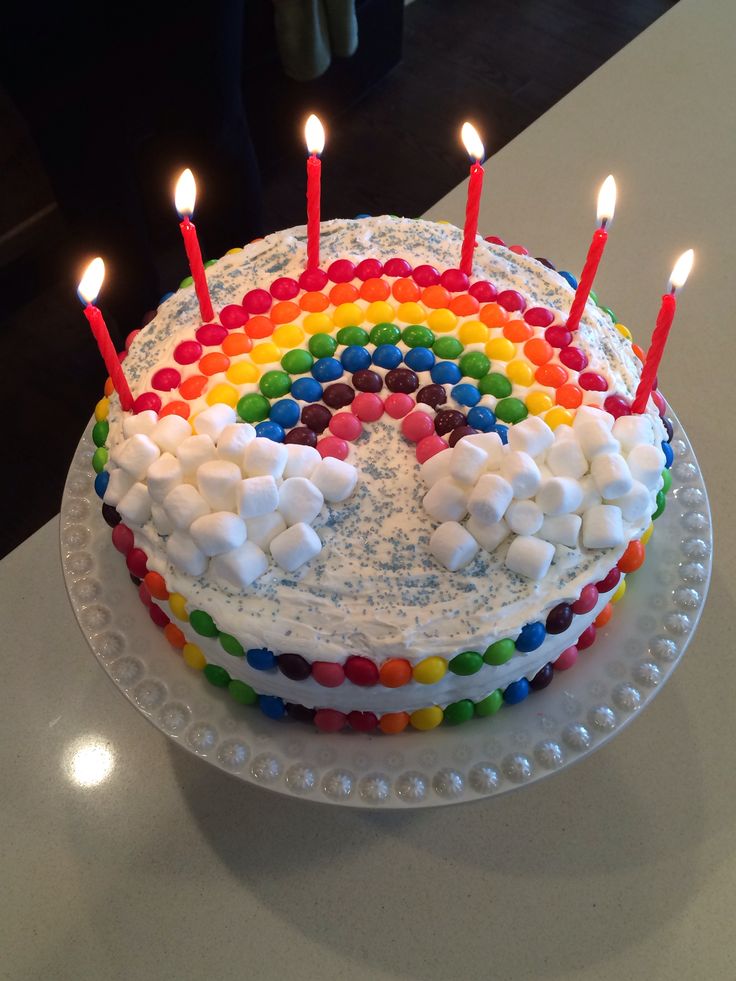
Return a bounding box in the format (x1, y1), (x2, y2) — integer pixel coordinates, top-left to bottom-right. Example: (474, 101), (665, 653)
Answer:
(603, 394), (632, 418)
(351, 392), (384, 422)
(329, 412), (362, 440)
(571, 583), (598, 615)
(415, 434), (448, 463)
(509, 244), (529, 256)
(384, 393), (415, 419)
(576, 624), (597, 650)
(112, 523), (134, 555)
(554, 645), (578, 671)
(401, 411), (435, 442)
(317, 436), (349, 460)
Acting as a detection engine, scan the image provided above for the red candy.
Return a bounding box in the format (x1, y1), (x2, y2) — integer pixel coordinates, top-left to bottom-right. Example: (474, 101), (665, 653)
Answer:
(439, 268), (469, 292)
(173, 340), (203, 365)
(524, 306), (555, 328)
(384, 393), (415, 418)
(496, 289), (526, 313)
(111, 524), (134, 555)
(151, 368), (181, 392)
(126, 548), (149, 579)
(545, 325), (572, 348)
(596, 567), (622, 593)
(484, 235), (506, 246)
(317, 436), (349, 460)
(579, 372), (609, 392)
(270, 276), (300, 300)
(348, 711), (379, 732)
(344, 656), (379, 686)
(572, 583), (599, 615)
(509, 244), (529, 255)
(559, 346), (588, 371)
(576, 625), (597, 650)
(412, 264), (441, 287)
(219, 304), (249, 329)
(117, 349), (127, 364)
(468, 280), (497, 302)
(138, 582), (152, 607)
(133, 392), (161, 414)
(351, 392), (384, 422)
(196, 323), (228, 346)
(401, 411), (435, 442)
(329, 412), (362, 440)
(149, 603), (170, 628)
(242, 288), (272, 314)
(384, 257), (412, 278)
(125, 329), (140, 350)
(604, 394), (632, 418)
(416, 434), (448, 463)
(554, 645), (578, 671)
(299, 267), (328, 291)
(327, 259), (356, 283)
(314, 709), (347, 732)
(355, 258), (383, 280)
(312, 662), (345, 687)
(652, 389), (667, 416)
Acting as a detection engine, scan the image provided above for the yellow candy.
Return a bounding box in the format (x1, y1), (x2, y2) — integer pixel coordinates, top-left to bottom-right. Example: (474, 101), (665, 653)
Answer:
(397, 301), (425, 324)
(226, 360), (260, 384)
(226, 247), (243, 255)
(182, 643), (206, 670)
(272, 324), (305, 349)
(506, 360), (534, 386)
(545, 406), (574, 430)
(333, 302), (363, 328)
(303, 312), (333, 335)
(641, 523), (654, 546)
(427, 308), (457, 333)
(526, 391), (554, 415)
(485, 337), (516, 361)
(458, 320), (488, 344)
(205, 383), (239, 407)
(365, 300), (395, 324)
(94, 397), (110, 421)
(615, 322), (632, 340)
(412, 656), (447, 685)
(410, 706), (444, 731)
(250, 342), (281, 365)
(169, 593), (189, 622)
(611, 580), (627, 604)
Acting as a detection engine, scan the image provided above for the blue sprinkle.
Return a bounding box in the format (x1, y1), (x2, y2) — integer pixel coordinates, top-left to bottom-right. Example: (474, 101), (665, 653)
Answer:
(404, 347), (435, 373)
(247, 648), (276, 671)
(431, 361), (462, 385)
(467, 405), (496, 431)
(94, 471), (109, 499)
(494, 423), (509, 445)
(503, 678), (530, 705)
(311, 357), (343, 382)
(341, 345), (372, 372)
(258, 694), (286, 719)
(451, 383), (481, 407)
(291, 377), (323, 402)
(559, 270), (577, 290)
(372, 344), (403, 369)
(269, 398), (301, 428)
(662, 440), (674, 469)
(516, 622), (546, 652)
(255, 420), (285, 442)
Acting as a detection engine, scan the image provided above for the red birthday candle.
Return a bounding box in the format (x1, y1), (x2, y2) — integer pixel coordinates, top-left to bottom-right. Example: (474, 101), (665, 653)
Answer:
(305, 114), (325, 270)
(631, 249), (694, 414)
(78, 258), (134, 411)
(566, 175), (617, 332)
(459, 122), (485, 276)
(174, 168), (214, 323)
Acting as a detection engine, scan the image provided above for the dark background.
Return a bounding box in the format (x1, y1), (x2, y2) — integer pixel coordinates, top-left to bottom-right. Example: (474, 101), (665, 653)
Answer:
(0, 0), (674, 557)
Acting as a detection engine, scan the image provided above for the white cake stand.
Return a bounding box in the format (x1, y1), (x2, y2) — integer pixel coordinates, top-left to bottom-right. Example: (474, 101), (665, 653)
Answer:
(60, 410), (711, 808)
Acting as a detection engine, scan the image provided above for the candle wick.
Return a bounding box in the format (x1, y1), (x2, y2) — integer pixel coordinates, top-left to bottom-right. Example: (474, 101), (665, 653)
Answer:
(599, 217), (609, 231)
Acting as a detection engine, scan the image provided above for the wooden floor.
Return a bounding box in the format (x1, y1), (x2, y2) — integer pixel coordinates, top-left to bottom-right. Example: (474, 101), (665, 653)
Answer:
(0, 0), (674, 557)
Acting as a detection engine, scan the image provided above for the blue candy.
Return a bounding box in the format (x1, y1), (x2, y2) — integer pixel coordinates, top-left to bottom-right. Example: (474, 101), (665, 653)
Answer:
(246, 648), (276, 671)
(451, 383), (481, 407)
(662, 440), (674, 469)
(404, 347), (435, 373)
(559, 271), (578, 290)
(503, 678), (531, 705)
(467, 405), (496, 431)
(94, 471), (109, 499)
(355, 213), (371, 219)
(431, 361), (462, 385)
(494, 423), (509, 445)
(516, 621), (546, 652)
(258, 694), (286, 719)
(311, 357), (343, 382)
(159, 291), (175, 304)
(341, 345), (372, 372)
(291, 377), (323, 403)
(269, 398), (301, 428)
(372, 344), (403, 369)
(255, 420), (285, 442)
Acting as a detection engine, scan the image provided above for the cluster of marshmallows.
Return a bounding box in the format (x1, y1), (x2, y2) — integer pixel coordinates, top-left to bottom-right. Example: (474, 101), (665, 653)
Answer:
(422, 407), (665, 579)
(103, 404), (358, 588)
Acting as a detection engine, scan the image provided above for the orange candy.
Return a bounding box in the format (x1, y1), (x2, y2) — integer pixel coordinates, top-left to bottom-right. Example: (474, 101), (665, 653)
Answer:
(144, 571), (169, 600)
(618, 539), (646, 573)
(104, 377), (114, 396)
(503, 319), (533, 342)
(299, 291), (329, 312)
(421, 284), (451, 309)
(632, 343), (646, 363)
(479, 302), (509, 327)
(535, 363), (568, 388)
(448, 293), (480, 317)
(163, 623), (186, 650)
(524, 337), (553, 365)
(245, 315), (275, 339)
(378, 711), (410, 734)
(199, 352), (230, 376)
(392, 278), (421, 302)
(221, 332), (253, 356)
(594, 603), (613, 628)
(555, 383), (583, 408)
(179, 374), (208, 400)
(360, 277), (391, 302)
(270, 300), (300, 324)
(160, 400), (190, 419)
(330, 282), (360, 305)
(379, 658), (413, 688)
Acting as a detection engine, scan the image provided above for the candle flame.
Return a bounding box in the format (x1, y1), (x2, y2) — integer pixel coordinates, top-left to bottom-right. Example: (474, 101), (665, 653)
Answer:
(461, 122), (485, 162)
(596, 174), (617, 224)
(175, 168), (196, 217)
(305, 114), (325, 155)
(669, 248), (694, 290)
(77, 257), (105, 305)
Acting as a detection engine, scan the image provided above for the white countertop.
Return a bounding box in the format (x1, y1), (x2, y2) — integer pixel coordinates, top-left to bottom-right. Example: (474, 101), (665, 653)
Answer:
(3, 1), (735, 977)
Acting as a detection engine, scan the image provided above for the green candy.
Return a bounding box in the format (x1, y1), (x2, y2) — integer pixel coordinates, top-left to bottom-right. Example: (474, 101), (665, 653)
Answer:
(601, 306), (616, 322)
(92, 447), (108, 474)
(204, 258), (217, 268)
(179, 275), (193, 288)
(259, 370), (291, 398)
(474, 689), (504, 717)
(433, 336), (463, 359)
(92, 420), (109, 448)
(495, 397), (528, 424)
(237, 393), (270, 423)
(590, 289), (599, 305)
(220, 633), (245, 658)
(459, 351), (490, 379)
(204, 664), (230, 687)
(308, 333), (337, 358)
(661, 468), (672, 495)
(228, 680), (258, 705)
(189, 609), (218, 638)
(444, 699), (474, 725)
(336, 326), (369, 347)
(402, 324), (434, 348)
(483, 638), (515, 666)
(370, 322), (401, 346)
(449, 651), (483, 676)
(652, 489), (666, 520)
(281, 349), (313, 375)
(478, 373), (512, 398)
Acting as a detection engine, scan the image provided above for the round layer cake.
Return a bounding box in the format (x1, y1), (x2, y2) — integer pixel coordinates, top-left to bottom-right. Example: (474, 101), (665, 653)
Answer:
(91, 216), (671, 733)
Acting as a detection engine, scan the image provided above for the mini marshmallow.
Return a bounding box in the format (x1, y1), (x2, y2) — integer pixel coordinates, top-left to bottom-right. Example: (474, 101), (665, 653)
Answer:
(449, 438), (488, 485)
(536, 476), (584, 516)
(546, 438), (588, 479)
(591, 453), (633, 499)
(278, 477), (324, 526)
(613, 480), (653, 523)
(429, 521), (479, 571)
(116, 482), (151, 527)
(507, 416), (554, 458)
(612, 414), (654, 454)
(582, 504), (625, 549)
(270, 522), (322, 572)
(243, 438), (288, 479)
(245, 512), (287, 550)
(506, 500), (544, 536)
(467, 473), (513, 525)
(465, 432), (503, 470)
(112, 433), (160, 479)
(283, 443), (322, 479)
(574, 475), (603, 514)
(423, 477), (469, 523)
(237, 475), (279, 519)
(163, 483), (210, 530)
(505, 535), (555, 580)
(193, 404), (237, 442)
(465, 516), (510, 552)
(310, 457), (358, 503)
(122, 410), (158, 438)
(539, 513), (582, 549)
(176, 434), (217, 476)
(500, 451), (541, 499)
(217, 423), (256, 466)
(196, 460), (242, 511)
(151, 503), (174, 536)
(150, 415), (191, 454)
(146, 453), (184, 503)
(103, 468), (136, 507)
(210, 541), (269, 589)
(190, 511), (247, 557)
(573, 405), (615, 431)
(420, 448), (452, 487)
(575, 420), (621, 461)
(627, 443), (666, 491)
(553, 424), (575, 442)
(166, 530), (208, 577)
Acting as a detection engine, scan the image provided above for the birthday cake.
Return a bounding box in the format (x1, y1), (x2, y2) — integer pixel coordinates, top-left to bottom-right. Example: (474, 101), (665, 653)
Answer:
(90, 215), (672, 733)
